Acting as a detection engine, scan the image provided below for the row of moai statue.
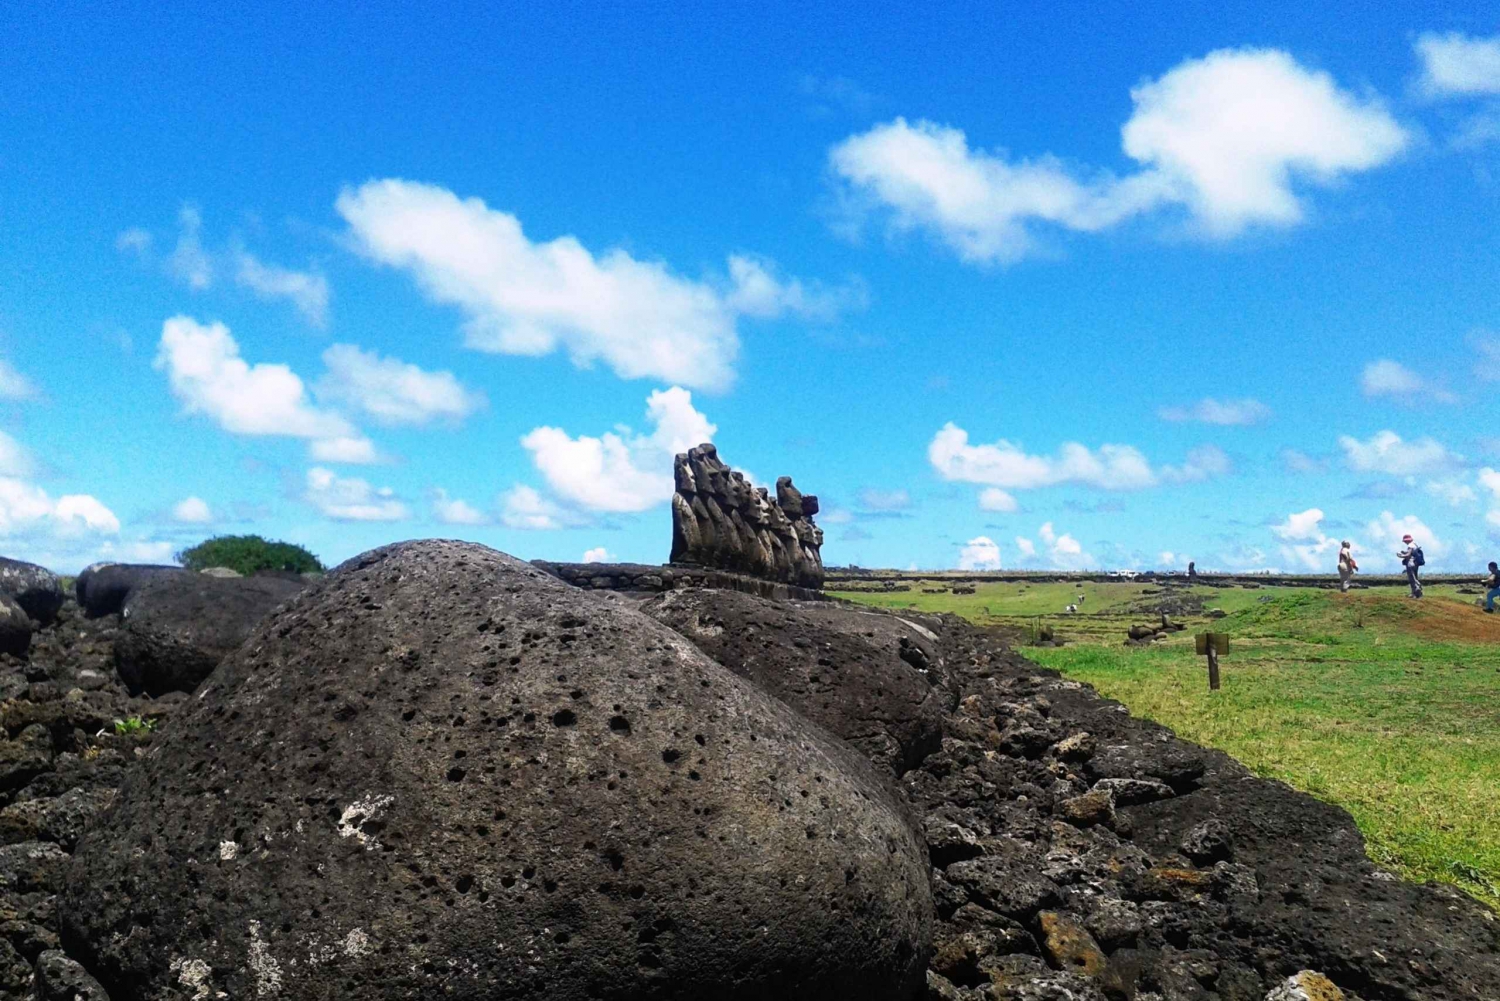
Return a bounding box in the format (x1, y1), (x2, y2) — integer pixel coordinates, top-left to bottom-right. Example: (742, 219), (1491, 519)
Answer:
(670, 443), (825, 589)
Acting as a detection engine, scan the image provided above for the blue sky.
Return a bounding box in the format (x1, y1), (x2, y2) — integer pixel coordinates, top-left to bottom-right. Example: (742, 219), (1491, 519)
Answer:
(2, 2), (1500, 574)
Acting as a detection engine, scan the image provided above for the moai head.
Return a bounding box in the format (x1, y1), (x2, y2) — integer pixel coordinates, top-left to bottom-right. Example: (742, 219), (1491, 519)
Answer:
(673, 454), (697, 494)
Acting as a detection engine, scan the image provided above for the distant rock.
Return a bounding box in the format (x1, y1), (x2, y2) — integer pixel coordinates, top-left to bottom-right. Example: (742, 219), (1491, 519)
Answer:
(75, 563), (183, 618)
(0, 557), (63, 626)
(113, 572), (306, 695)
(640, 587), (948, 774)
(0, 596), (31, 658)
(64, 541), (933, 1000)
(199, 566), (242, 578)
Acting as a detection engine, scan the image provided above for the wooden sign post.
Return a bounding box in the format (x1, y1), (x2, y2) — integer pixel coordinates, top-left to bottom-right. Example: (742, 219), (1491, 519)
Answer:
(1195, 632), (1229, 691)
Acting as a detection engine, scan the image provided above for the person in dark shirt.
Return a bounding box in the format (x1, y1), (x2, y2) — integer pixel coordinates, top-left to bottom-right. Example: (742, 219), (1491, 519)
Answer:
(1484, 562), (1500, 614)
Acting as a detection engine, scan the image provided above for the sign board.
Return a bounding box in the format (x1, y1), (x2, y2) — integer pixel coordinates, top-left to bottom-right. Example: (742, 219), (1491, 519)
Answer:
(1194, 633), (1230, 656)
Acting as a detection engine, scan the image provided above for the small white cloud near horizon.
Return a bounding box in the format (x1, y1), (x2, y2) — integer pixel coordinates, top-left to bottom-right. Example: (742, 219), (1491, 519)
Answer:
(1014, 536), (1037, 559)
(957, 535), (1001, 571)
(1365, 510), (1444, 564)
(1272, 507), (1326, 541)
(1415, 32), (1500, 98)
(172, 496), (213, 524)
(234, 249), (330, 328)
(317, 343), (485, 428)
(829, 47), (1408, 263)
(431, 489), (488, 526)
(304, 467), (408, 522)
(1158, 397), (1271, 425)
(499, 484), (587, 531)
(1360, 359), (1455, 404)
(929, 422), (1156, 491)
(582, 547), (612, 564)
(0, 477), (120, 537)
(978, 487), (1018, 513)
(1339, 430), (1460, 476)
(522, 387), (715, 513)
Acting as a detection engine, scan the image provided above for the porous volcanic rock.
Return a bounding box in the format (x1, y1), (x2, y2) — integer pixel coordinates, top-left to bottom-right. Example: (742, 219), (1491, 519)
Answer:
(0, 595), (31, 659)
(62, 540), (933, 1000)
(112, 572), (306, 695)
(639, 587), (948, 774)
(74, 563), (183, 618)
(0, 557), (64, 626)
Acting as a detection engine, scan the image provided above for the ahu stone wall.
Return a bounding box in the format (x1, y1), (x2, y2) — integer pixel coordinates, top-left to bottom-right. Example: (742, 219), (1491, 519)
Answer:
(669, 443), (824, 589)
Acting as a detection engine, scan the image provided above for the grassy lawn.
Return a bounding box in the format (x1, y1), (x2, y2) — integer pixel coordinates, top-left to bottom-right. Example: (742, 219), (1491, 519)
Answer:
(833, 582), (1500, 908)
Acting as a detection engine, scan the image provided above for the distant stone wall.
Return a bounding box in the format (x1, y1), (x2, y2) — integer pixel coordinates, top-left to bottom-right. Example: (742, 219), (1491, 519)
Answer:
(669, 443), (824, 589)
(531, 561), (827, 602)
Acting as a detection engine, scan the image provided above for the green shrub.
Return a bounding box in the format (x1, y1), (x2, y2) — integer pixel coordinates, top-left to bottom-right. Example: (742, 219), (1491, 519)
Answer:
(113, 716), (156, 735)
(175, 535), (324, 576)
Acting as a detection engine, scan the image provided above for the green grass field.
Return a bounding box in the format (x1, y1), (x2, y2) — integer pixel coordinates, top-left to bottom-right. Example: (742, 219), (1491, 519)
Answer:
(832, 580), (1500, 907)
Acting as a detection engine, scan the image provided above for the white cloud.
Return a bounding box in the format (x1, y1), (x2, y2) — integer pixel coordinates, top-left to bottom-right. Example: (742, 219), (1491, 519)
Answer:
(723, 254), (864, 321)
(308, 436), (380, 465)
(155, 316), (354, 440)
(431, 489), (488, 526)
(1032, 520), (1091, 569)
(1159, 550), (1178, 566)
(829, 48), (1407, 262)
(0, 360), (37, 402)
(339, 180), (790, 391)
(1279, 535), (1341, 571)
(0, 477), (119, 536)
(1272, 507), (1325, 541)
(978, 487), (1018, 512)
(1014, 536), (1036, 559)
(1360, 359), (1455, 403)
(499, 485), (583, 531)
(857, 487), (910, 511)
(1426, 478), (1477, 507)
(0, 431), (35, 478)
(928, 422), (1155, 491)
(957, 535), (1001, 570)
(1157, 397), (1270, 425)
(582, 547), (612, 564)
(1365, 511), (1445, 562)
(115, 228), (153, 256)
(172, 496), (214, 524)
(304, 467), (408, 522)
(1416, 32), (1500, 98)
(1338, 430), (1461, 475)
(317, 344), (484, 427)
(1479, 468), (1500, 526)
(521, 386), (715, 513)
(234, 250), (330, 327)
(1161, 445), (1232, 484)
(168, 205), (213, 290)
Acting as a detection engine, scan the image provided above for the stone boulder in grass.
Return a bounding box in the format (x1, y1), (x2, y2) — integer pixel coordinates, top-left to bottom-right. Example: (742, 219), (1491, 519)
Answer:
(113, 572), (307, 695)
(62, 540), (933, 1001)
(639, 588), (949, 775)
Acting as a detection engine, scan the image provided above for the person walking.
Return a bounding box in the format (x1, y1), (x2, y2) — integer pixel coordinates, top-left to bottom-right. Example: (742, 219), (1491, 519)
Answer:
(1484, 561), (1500, 614)
(1337, 541), (1358, 592)
(1397, 534), (1424, 598)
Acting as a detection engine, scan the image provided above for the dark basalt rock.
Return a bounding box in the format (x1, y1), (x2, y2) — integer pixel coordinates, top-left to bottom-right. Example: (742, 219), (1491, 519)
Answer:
(639, 587), (948, 775)
(62, 541), (933, 1001)
(112, 572), (306, 695)
(74, 563), (183, 618)
(0, 596), (31, 659)
(0, 558), (64, 626)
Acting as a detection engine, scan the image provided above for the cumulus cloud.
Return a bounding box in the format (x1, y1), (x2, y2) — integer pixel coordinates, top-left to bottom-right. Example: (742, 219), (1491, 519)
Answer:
(156, 316), (353, 441)
(308, 436), (380, 464)
(431, 488), (488, 526)
(582, 547), (612, 564)
(234, 250), (330, 327)
(979, 488), (1018, 513)
(928, 422), (1155, 491)
(521, 387), (715, 513)
(1014, 521), (1092, 569)
(1014, 536), (1036, 558)
(1365, 511), (1444, 562)
(1339, 430), (1461, 475)
(957, 535), (1001, 570)
(172, 496), (213, 524)
(304, 467), (408, 522)
(1426, 478), (1477, 507)
(1157, 397), (1270, 425)
(1360, 359), (1455, 404)
(317, 344), (485, 427)
(1268, 508), (1342, 569)
(1416, 32), (1500, 98)
(338, 181), (852, 391)
(829, 48), (1407, 262)
(0, 360), (38, 401)
(0, 477), (119, 536)
(1272, 507), (1326, 541)
(499, 485), (584, 531)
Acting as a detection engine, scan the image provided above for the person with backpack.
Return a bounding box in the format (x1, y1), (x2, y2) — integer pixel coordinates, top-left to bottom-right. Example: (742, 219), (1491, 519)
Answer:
(1397, 534), (1424, 598)
(1337, 541), (1358, 592)
(1484, 562), (1500, 614)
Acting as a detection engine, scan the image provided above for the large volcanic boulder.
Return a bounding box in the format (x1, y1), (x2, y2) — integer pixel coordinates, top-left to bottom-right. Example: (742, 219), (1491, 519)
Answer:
(0, 595), (31, 658)
(641, 588), (949, 775)
(0, 557), (63, 626)
(63, 541), (933, 1000)
(74, 563), (183, 618)
(112, 573), (307, 695)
